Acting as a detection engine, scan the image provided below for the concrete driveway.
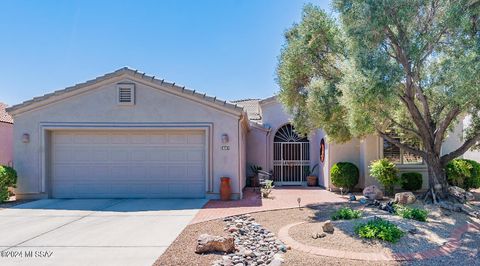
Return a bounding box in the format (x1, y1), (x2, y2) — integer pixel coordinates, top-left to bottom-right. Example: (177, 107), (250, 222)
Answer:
(0, 198), (207, 266)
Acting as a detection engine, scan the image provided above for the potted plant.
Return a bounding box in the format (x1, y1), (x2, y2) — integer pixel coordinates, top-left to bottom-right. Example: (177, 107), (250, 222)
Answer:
(305, 164), (319, 186)
(220, 177), (232, 201)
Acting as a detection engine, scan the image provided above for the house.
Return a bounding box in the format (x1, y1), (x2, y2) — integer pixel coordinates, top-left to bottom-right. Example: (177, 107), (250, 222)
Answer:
(6, 68), (477, 200)
(0, 102), (14, 166)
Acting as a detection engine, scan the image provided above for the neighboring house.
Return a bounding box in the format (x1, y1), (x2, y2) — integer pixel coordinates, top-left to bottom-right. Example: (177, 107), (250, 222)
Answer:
(6, 68), (478, 200)
(0, 102), (14, 166)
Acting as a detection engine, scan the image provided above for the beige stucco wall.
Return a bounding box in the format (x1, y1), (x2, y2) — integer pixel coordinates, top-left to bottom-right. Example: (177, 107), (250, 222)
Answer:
(0, 122), (13, 166)
(326, 139), (361, 190)
(461, 116), (480, 162)
(11, 76), (245, 199)
(246, 125), (269, 174)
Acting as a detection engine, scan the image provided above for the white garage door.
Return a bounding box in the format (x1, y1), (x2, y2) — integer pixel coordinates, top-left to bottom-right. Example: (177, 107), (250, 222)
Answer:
(51, 130), (206, 198)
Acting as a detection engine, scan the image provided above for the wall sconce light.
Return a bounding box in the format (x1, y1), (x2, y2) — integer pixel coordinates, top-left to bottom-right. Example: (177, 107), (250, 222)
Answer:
(22, 133), (30, 143)
(221, 133), (229, 144)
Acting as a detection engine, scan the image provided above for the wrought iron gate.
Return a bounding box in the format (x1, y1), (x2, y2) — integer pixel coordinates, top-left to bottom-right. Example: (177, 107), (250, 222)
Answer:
(273, 124), (310, 185)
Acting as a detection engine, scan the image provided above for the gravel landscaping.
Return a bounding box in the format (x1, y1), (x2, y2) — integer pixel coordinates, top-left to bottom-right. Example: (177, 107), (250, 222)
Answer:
(154, 197), (479, 266)
(252, 202), (479, 266)
(213, 214), (286, 266)
(153, 219), (226, 266)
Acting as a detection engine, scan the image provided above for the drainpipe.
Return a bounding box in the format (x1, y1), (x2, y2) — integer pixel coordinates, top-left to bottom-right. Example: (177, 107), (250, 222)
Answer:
(265, 129), (271, 171)
(238, 116), (241, 200)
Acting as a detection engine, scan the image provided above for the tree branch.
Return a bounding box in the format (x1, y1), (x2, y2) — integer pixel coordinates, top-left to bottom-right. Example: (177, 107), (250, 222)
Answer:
(376, 128), (426, 158)
(399, 94), (434, 146)
(441, 133), (480, 165)
(383, 113), (422, 139)
(434, 106), (461, 154)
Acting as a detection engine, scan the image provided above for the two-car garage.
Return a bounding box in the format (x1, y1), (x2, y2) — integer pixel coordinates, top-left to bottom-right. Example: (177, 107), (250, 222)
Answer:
(50, 130), (207, 198)
(8, 68), (248, 200)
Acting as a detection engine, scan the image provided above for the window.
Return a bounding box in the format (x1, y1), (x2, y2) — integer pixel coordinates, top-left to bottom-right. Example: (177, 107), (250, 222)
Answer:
(383, 138), (423, 165)
(117, 84), (135, 105)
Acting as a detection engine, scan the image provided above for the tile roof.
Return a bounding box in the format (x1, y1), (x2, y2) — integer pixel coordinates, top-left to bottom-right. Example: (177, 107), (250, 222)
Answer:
(0, 102), (13, 124)
(7, 67), (244, 116)
(231, 99), (262, 120)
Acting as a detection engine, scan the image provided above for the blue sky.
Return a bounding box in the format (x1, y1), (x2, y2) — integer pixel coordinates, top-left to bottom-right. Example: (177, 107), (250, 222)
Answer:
(0, 0), (333, 106)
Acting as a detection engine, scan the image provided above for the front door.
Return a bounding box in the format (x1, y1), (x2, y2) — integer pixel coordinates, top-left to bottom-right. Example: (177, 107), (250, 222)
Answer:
(273, 124), (310, 185)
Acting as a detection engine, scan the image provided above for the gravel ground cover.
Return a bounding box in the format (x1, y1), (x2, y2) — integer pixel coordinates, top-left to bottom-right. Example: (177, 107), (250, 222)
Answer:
(153, 219), (226, 266)
(289, 206), (466, 254)
(252, 203), (479, 266)
(213, 214), (286, 266)
(154, 199), (479, 266)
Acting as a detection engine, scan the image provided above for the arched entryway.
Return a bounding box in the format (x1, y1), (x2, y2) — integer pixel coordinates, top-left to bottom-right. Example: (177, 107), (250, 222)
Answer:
(273, 124), (310, 185)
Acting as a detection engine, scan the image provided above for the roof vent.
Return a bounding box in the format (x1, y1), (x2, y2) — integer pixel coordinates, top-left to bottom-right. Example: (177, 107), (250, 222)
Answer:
(117, 84), (135, 105)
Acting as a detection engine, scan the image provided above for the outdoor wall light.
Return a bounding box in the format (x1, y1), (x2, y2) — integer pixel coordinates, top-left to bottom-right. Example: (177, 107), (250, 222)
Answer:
(22, 133), (30, 143)
(221, 133), (229, 144)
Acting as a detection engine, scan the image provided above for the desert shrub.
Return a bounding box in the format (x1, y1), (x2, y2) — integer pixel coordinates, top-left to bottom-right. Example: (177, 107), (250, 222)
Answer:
(394, 205), (428, 222)
(261, 180), (274, 198)
(330, 162), (359, 191)
(401, 172), (423, 191)
(331, 207), (362, 220)
(354, 218), (404, 243)
(0, 166), (17, 202)
(446, 159), (480, 191)
(369, 159), (399, 196)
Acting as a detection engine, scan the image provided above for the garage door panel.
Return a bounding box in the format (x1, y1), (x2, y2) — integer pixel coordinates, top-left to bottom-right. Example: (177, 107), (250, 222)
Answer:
(150, 150), (168, 161)
(187, 150), (204, 161)
(168, 134), (187, 144)
(51, 130), (206, 198)
(188, 134), (205, 144)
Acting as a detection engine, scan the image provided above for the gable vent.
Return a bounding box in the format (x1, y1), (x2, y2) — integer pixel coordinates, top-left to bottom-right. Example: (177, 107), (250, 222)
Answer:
(117, 84), (135, 105)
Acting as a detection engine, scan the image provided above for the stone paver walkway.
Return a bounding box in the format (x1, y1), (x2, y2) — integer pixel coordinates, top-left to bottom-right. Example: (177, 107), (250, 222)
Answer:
(191, 187), (346, 224)
(278, 220), (480, 261)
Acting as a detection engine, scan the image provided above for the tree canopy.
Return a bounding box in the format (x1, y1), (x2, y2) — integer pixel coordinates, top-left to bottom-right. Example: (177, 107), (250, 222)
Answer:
(277, 0), (480, 199)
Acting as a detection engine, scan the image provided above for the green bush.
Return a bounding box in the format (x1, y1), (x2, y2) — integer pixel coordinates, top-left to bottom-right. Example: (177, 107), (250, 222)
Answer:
(446, 159), (480, 191)
(0, 166), (17, 202)
(354, 218), (404, 243)
(331, 207), (362, 220)
(401, 172), (423, 191)
(330, 162), (359, 191)
(369, 159), (399, 196)
(394, 205), (428, 222)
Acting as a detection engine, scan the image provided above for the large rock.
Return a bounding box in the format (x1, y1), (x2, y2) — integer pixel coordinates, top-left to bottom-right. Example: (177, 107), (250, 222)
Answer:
(448, 186), (475, 202)
(322, 220), (334, 233)
(394, 192), (416, 204)
(195, 234), (235, 254)
(363, 185), (384, 200)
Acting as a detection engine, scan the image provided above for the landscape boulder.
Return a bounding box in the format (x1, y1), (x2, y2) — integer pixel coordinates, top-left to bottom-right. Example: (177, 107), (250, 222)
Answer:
(394, 192), (416, 205)
(448, 186), (475, 202)
(195, 234), (235, 254)
(322, 220), (335, 233)
(363, 185), (384, 200)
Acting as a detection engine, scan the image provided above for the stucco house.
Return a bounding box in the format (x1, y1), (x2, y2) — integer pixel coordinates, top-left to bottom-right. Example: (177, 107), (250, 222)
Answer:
(6, 68), (478, 200)
(0, 102), (14, 166)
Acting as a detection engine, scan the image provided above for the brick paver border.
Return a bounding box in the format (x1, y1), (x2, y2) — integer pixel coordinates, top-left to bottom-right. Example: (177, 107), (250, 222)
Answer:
(278, 221), (480, 261)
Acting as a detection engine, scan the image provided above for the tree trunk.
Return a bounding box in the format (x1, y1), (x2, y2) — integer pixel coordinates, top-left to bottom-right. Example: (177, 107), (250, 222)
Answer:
(424, 154), (449, 203)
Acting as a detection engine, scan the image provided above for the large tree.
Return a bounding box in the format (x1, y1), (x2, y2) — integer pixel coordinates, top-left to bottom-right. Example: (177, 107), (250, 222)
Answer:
(277, 0), (480, 202)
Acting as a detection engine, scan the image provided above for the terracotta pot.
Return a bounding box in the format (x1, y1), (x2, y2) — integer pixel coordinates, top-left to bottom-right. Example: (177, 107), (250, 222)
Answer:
(307, 175), (317, 187)
(220, 177), (232, 201)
